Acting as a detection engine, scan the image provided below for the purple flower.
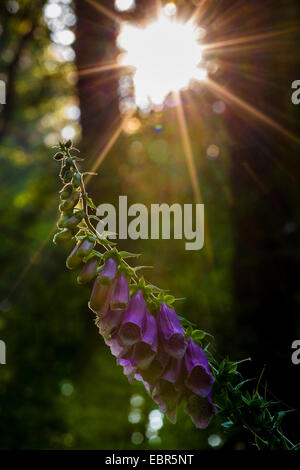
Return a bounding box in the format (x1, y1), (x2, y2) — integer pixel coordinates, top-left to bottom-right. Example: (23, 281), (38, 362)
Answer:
(136, 347), (169, 386)
(184, 339), (214, 397)
(110, 274), (130, 311)
(121, 362), (136, 384)
(98, 257), (118, 285)
(117, 310), (158, 383)
(161, 357), (183, 384)
(116, 354), (137, 384)
(88, 280), (114, 316)
(77, 257), (98, 284)
(184, 392), (217, 429)
(134, 375), (153, 394)
(118, 290), (146, 346)
(152, 358), (184, 424)
(157, 303), (187, 359)
(153, 380), (182, 424)
(124, 310), (158, 369)
(98, 309), (124, 339)
(88, 258), (118, 316)
(105, 330), (129, 358)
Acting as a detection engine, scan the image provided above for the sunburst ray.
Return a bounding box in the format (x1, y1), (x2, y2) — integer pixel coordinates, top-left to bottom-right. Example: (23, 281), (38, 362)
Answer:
(85, 110), (135, 185)
(206, 78), (300, 145)
(85, 0), (123, 24)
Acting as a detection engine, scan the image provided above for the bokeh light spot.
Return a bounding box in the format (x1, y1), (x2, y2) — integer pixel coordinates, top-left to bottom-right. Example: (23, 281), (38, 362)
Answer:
(130, 394), (144, 407)
(131, 431), (144, 445)
(61, 125), (76, 140)
(60, 382), (74, 397)
(213, 100), (226, 114)
(164, 2), (177, 17)
(44, 4), (62, 19)
(123, 117), (141, 134)
(208, 434), (222, 448)
(206, 144), (220, 159)
(148, 409), (164, 431)
(115, 0), (135, 12)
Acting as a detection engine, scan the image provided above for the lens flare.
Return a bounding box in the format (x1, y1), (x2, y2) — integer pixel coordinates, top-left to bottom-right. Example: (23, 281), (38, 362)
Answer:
(117, 14), (206, 109)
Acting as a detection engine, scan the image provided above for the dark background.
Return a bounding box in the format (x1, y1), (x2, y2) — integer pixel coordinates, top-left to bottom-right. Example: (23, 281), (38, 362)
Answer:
(0, 0), (300, 449)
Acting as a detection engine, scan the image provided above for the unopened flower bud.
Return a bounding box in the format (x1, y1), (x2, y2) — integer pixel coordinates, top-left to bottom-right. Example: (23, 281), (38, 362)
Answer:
(77, 257), (98, 284)
(71, 226), (79, 237)
(64, 215), (81, 230)
(57, 214), (69, 229)
(66, 243), (82, 269)
(53, 229), (72, 245)
(97, 257), (118, 285)
(110, 274), (130, 311)
(76, 238), (95, 258)
(60, 191), (70, 201)
(88, 258), (117, 315)
(72, 173), (81, 188)
(63, 170), (73, 184)
(65, 139), (72, 149)
(59, 191), (80, 213)
(88, 278), (114, 317)
(65, 156), (73, 167)
(53, 152), (64, 161)
(60, 165), (68, 179)
(59, 183), (73, 200)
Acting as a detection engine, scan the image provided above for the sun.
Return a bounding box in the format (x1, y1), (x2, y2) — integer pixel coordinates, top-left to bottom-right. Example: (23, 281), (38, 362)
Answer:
(117, 12), (207, 109)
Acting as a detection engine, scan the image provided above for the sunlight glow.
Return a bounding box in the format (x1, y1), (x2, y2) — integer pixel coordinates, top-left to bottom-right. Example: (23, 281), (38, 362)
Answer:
(115, 0), (135, 12)
(163, 2), (177, 17)
(117, 14), (207, 109)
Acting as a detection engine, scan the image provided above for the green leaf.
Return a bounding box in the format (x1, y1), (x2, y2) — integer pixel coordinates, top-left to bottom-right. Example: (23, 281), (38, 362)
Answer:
(273, 409), (295, 427)
(98, 230), (117, 239)
(84, 195), (97, 210)
(227, 362), (238, 374)
(234, 378), (255, 391)
(178, 315), (196, 327)
(83, 250), (103, 263)
(164, 294), (176, 306)
(131, 266), (153, 276)
(192, 329), (206, 342)
(118, 251), (141, 259)
(185, 326), (193, 339)
(145, 283), (167, 293)
(221, 421), (234, 429)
